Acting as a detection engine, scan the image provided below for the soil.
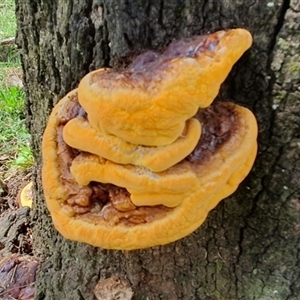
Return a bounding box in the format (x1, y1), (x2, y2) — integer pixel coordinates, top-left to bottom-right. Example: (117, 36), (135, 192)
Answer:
(0, 46), (38, 299)
(0, 166), (33, 257)
(0, 164), (37, 300)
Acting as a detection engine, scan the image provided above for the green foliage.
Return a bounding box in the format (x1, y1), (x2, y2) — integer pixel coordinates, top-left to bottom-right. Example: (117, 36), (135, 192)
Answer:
(0, 86), (33, 169)
(0, 86), (24, 115)
(0, 0), (17, 40)
(13, 145), (34, 168)
(0, 0), (20, 69)
(0, 0), (33, 170)
(0, 46), (20, 68)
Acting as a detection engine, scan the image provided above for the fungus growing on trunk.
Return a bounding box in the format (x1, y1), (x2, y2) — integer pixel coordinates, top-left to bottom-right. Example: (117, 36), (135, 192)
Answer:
(42, 29), (257, 250)
(78, 28), (252, 146)
(63, 117), (201, 172)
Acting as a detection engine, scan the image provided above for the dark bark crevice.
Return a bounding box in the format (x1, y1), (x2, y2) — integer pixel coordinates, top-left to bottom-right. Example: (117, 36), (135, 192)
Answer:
(268, 0), (290, 56)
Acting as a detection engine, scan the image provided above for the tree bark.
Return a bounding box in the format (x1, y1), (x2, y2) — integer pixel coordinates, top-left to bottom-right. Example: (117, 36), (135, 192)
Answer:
(15, 0), (300, 299)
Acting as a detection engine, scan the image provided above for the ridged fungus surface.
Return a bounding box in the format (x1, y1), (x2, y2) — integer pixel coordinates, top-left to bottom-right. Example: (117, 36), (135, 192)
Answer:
(42, 29), (257, 250)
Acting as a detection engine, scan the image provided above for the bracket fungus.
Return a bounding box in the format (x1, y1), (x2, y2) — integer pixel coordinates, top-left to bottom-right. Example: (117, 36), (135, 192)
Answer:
(42, 28), (257, 250)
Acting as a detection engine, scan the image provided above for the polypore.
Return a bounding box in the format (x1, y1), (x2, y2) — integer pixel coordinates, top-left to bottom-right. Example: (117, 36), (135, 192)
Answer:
(78, 29), (252, 146)
(42, 28), (257, 250)
(63, 117), (201, 172)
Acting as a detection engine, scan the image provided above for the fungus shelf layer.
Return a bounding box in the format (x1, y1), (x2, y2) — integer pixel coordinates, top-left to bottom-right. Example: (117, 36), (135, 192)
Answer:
(42, 29), (257, 250)
(78, 28), (252, 146)
(42, 91), (257, 250)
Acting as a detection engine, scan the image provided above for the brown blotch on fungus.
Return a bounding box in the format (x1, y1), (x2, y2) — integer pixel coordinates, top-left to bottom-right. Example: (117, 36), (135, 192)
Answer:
(42, 29), (257, 250)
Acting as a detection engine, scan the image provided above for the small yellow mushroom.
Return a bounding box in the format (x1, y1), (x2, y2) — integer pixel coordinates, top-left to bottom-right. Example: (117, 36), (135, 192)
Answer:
(17, 181), (33, 208)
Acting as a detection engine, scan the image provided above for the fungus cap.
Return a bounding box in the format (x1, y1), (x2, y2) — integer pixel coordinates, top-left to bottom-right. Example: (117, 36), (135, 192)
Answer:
(62, 117), (201, 172)
(78, 28), (252, 146)
(17, 181), (33, 208)
(42, 87), (257, 250)
(69, 102), (257, 208)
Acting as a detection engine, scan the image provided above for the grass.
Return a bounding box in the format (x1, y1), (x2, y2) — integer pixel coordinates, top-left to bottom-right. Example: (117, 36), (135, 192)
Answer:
(0, 0), (17, 40)
(0, 0), (34, 172)
(0, 86), (33, 168)
(0, 0), (20, 73)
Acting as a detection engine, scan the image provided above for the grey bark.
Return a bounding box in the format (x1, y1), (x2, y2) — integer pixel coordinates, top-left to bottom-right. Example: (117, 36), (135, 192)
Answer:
(15, 0), (300, 299)
(0, 207), (31, 257)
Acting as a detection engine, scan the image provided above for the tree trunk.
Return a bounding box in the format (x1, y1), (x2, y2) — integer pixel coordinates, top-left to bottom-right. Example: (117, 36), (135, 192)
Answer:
(15, 0), (300, 299)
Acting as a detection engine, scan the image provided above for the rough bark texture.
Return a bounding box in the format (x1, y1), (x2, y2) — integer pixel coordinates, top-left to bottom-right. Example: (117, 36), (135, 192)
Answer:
(0, 207), (31, 257)
(15, 0), (300, 299)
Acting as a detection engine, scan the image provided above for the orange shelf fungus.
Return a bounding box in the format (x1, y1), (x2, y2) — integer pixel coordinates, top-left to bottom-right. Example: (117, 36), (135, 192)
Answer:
(63, 117), (201, 172)
(78, 28), (252, 146)
(42, 28), (257, 250)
